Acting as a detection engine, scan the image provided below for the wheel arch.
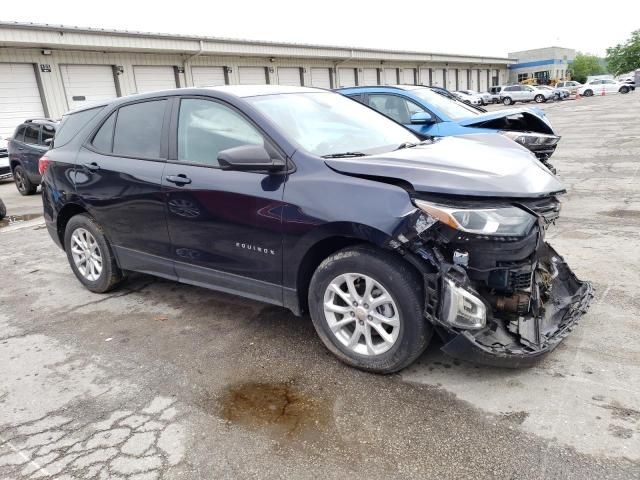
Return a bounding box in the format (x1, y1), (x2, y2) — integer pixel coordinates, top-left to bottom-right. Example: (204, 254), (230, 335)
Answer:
(56, 202), (90, 250)
(289, 223), (425, 315)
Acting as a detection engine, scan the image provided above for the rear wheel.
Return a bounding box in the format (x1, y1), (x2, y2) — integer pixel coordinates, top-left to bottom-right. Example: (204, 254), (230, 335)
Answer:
(308, 246), (432, 373)
(584, 89), (593, 97)
(503, 96), (513, 105)
(619, 86), (629, 94)
(13, 165), (37, 196)
(64, 214), (124, 293)
(534, 94), (545, 103)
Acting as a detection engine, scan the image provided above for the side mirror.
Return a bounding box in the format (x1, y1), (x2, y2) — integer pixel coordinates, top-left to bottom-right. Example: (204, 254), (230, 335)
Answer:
(410, 112), (435, 125)
(218, 145), (285, 172)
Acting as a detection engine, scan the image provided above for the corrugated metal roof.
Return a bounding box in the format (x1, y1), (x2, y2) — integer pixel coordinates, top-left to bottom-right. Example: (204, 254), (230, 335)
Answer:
(0, 21), (513, 64)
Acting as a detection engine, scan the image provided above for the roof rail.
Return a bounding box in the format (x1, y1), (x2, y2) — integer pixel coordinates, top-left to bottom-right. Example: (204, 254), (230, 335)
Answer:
(26, 118), (56, 123)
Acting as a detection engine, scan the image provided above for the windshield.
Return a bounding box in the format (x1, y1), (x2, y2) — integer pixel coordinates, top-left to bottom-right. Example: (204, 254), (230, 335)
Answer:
(410, 87), (480, 120)
(247, 92), (419, 157)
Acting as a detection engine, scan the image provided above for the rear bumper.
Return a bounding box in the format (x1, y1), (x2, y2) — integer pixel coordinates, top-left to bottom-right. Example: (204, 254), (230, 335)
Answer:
(435, 244), (594, 368)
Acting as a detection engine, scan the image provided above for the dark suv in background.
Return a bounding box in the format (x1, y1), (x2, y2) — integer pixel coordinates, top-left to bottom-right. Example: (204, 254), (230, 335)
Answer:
(8, 119), (57, 195)
(40, 86), (592, 373)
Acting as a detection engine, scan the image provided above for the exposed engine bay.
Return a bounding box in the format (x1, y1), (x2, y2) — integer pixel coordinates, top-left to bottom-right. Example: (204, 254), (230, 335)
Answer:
(465, 111), (560, 172)
(387, 194), (593, 367)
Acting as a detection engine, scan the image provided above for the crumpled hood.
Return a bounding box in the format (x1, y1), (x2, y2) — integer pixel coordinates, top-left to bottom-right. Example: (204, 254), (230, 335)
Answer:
(457, 107), (551, 129)
(324, 134), (565, 198)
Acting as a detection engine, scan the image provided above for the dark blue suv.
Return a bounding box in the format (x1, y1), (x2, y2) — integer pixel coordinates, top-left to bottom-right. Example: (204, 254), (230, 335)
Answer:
(8, 119), (57, 195)
(41, 86), (592, 372)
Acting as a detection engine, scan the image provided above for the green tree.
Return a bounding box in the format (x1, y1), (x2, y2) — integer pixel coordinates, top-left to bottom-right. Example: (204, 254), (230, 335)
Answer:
(606, 30), (640, 76)
(569, 53), (606, 83)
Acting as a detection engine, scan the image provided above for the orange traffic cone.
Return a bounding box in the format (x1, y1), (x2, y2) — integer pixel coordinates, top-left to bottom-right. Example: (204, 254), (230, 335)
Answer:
(601, 87), (605, 96)
(576, 90), (581, 100)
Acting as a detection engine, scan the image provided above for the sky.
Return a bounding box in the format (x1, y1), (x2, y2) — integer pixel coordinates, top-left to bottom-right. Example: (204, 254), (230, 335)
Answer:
(2, 1), (638, 57)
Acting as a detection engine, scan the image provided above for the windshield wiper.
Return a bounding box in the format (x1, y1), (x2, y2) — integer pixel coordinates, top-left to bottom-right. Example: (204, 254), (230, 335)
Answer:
(321, 152), (367, 158)
(394, 140), (431, 150)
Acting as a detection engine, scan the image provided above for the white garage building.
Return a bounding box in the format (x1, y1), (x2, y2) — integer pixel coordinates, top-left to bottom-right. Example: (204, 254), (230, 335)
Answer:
(0, 21), (512, 138)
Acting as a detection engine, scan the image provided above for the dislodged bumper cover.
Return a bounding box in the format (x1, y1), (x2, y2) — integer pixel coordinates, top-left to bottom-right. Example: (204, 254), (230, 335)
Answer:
(440, 244), (593, 368)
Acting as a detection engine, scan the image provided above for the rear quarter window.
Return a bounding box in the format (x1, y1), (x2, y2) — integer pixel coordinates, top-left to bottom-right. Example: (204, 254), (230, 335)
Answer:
(54, 106), (104, 148)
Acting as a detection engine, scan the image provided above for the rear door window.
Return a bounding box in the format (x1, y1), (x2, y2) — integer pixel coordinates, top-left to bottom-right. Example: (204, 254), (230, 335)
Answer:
(113, 100), (167, 159)
(91, 112), (116, 152)
(14, 126), (26, 142)
(23, 126), (40, 145)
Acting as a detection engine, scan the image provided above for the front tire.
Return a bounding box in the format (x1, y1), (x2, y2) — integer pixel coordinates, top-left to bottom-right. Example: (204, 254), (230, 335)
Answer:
(308, 246), (432, 373)
(64, 214), (124, 293)
(502, 97), (513, 105)
(13, 165), (37, 196)
(619, 86), (629, 94)
(584, 89), (593, 97)
(534, 94), (545, 103)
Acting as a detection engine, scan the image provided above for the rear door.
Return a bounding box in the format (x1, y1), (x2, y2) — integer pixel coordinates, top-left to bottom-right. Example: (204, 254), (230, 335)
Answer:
(22, 124), (46, 179)
(162, 96), (286, 304)
(75, 99), (174, 277)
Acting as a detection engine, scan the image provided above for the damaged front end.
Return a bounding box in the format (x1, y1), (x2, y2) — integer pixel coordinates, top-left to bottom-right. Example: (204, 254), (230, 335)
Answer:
(388, 195), (593, 368)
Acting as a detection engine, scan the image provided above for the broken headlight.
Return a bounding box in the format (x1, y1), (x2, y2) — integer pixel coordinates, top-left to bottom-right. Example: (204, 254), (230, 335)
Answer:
(500, 131), (560, 146)
(441, 278), (487, 329)
(414, 200), (536, 236)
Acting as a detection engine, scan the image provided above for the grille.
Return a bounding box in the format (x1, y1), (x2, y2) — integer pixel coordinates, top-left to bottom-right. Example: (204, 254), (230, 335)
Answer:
(520, 196), (561, 224)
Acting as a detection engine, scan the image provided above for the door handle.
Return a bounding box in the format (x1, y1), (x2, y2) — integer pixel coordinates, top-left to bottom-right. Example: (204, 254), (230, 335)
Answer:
(166, 174), (192, 185)
(18, 147), (24, 151)
(83, 162), (100, 171)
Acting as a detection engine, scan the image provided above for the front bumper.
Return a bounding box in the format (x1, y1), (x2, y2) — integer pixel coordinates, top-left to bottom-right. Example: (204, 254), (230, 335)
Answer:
(434, 244), (593, 367)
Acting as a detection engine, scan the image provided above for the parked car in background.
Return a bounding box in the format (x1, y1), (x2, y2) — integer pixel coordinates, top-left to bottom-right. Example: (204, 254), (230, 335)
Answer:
(500, 85), (554, 105)
(7, 119), (57, 195)
(454, 90), (485, 106)
(337, 85), (560, 170)
(486, 86), (503, 104)
(534, 85), (570, 100)
(555, 80), (582, 94)
(0, 139), (10, 178)
(577, 79), (632, 96)
(41, 85), (591, 372)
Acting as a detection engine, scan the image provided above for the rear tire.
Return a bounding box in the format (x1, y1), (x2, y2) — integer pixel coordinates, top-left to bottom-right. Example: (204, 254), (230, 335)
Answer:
(13, 165), (37, 196)
(534, 94), (545, 103)
(308, 246), (432, 373)
(584, 89), (593, 97)
(64, 214), (124, 293)
(503, 97), (513, 105)
(619, 86), (629, 94)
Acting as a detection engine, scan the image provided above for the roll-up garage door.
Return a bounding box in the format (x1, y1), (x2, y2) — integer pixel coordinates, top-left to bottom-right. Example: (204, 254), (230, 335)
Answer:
(432, 69), (444, 87)
(133, 66), (177, 94)
(191, 66), (226, 87)
(0, 63), (45, 140)
(310, 68), (331, 88)
(239, 67), (268, 85)
(469, 69), (478, 91)
(61, 64), (118, 111)
(447, 69), (457, 89)
(458, 69), (468, 90)
(383, 68), (398, 85)
(400, 69), (415, 85)
(338, 68), (356, 88)
(277, 67), (302, 86)
(361, 68), (378, 85)
(419, 68), (431, 86)
(480, 70), (489, 92)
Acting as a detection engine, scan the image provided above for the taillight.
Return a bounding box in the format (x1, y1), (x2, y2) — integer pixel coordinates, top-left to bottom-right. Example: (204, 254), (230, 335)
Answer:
(38, 155), (51, 176)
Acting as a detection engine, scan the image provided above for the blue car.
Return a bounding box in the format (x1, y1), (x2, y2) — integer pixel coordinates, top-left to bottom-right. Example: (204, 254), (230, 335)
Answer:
(337, 85), (560, 172)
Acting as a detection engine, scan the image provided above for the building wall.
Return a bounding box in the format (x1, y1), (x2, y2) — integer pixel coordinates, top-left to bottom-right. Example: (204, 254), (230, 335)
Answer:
(0, 47), (510, 118)
(507, 46), (576, 83)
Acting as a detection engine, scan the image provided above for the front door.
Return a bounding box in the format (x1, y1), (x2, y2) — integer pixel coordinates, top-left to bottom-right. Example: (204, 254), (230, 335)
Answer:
(163, 96), (286, 304)
(74, 98), (174, 277)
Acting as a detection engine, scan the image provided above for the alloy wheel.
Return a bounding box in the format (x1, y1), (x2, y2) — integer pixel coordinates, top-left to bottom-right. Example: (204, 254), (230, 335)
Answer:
(323, 273), (400, 356)
(15, 170), (25, 193)
(70, 228), (103, 281)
